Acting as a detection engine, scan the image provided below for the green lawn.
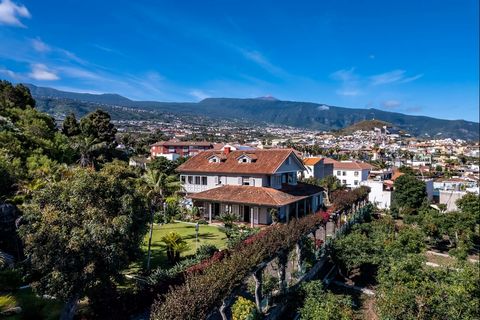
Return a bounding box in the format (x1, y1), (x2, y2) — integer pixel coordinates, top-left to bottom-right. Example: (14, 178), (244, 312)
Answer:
(129, 221), (227, 272)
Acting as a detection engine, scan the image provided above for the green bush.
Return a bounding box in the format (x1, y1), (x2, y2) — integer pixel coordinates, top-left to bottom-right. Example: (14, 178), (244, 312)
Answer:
(0, 269), (23, 291)
(299, 281), (354, 320)
(231, 296), (260, 320)
(196, 244), (218, 260)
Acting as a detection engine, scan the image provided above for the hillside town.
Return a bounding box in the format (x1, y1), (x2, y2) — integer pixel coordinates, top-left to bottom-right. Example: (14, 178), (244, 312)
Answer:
(128, 122), (479, 215)
(1, 0), (479, 319)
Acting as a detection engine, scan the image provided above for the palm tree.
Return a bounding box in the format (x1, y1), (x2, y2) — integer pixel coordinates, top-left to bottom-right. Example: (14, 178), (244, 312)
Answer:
(73, 136), (105, 168)
(160, 232), (189, 263)
(142, 168), (183, 272)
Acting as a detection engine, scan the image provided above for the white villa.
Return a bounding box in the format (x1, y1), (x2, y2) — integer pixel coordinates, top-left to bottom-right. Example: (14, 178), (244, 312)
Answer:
(177, 148), (324, 226)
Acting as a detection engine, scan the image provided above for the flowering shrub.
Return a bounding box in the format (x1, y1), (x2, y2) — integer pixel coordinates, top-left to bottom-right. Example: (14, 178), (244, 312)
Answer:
(331, 186), (369, 212)
(231, 296), (260, 320)
(151, 213), (324, 320)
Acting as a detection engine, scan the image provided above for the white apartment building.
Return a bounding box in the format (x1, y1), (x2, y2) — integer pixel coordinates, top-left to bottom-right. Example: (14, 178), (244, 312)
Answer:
(330, 160), (373, 188)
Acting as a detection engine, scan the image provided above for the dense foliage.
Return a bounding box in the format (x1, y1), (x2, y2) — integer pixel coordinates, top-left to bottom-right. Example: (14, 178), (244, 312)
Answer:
(391, 174), (427, 215)
(299, 280), (354, 320)
(151, 213), (326, 320)
(19, 164), (148, 317)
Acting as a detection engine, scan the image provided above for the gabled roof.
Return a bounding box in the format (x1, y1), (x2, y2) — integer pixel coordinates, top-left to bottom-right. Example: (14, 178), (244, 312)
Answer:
(190, 183), (323, 207)
(177, 149), (303, 175)
(303, 157), (323, 166)
(333, 161), (373, 171)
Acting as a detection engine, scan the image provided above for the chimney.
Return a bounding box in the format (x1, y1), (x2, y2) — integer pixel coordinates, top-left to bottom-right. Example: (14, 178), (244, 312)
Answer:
(224, 146), (231, 155)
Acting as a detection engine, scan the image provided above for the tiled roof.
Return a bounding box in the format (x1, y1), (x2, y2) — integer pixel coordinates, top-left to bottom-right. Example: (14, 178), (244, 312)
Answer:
(333, 161), (373, 171)
(303, 157), (323, 166)
(177, 149), (301, 174)
(151, 140), (213, 147)
(323, 158), (338, 164)
(190, 183), (323, 207)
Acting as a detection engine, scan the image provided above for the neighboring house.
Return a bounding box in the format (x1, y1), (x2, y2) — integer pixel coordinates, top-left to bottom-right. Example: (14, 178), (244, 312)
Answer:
(301, 157), (334, 180)
(128, 157), (150, 169)
(150, 140), (214, 159)
(331, 160), (373, 188)
(177, 148), (323, 226)
(360, 180), (393, 209)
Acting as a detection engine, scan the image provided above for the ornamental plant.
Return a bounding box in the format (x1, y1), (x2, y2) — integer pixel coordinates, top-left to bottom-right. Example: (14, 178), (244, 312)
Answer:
(231, 296), (260, 320)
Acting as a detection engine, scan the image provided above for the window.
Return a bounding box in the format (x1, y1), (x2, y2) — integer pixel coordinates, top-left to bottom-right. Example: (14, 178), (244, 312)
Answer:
(242, 177), (250, 186)
(201, 176), (207, 185)
(354, 171), (359, 176)
(287, 173), (294, 184)
(342, 179), (347, 184)
(180, 175), (186, 183)
(168, 148), (175, 153)
(242, 158), (248, 163)
(337, 171), (341, 175)
(195, 176), (201, 185)
(354, 180), (359, 186)
(342, 171), (346, 176)
(188, 176), (193, 184)
(183, 147), (189, 153)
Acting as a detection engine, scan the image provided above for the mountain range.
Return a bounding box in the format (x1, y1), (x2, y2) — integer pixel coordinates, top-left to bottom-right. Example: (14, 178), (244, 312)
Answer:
(25, 84), (479, 140)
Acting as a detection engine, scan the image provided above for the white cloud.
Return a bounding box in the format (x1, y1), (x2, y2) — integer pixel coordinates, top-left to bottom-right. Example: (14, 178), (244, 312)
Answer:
(399, 74), (424, 83)
(330, 68), (357, 82)
(331, 68), (362, 96)
(0, 0), (30, 27)
(31, 38), (51, 52)
(57, 66), (100, 80)
(382, 100), (401, 109)
(336, 89), (361, 96)
(370, 70), (423, 85)
(240, 49), (287, 78)
(28, 64), (59, 81)
(0, 67), (21, 79)
(189, 89), (210, 100)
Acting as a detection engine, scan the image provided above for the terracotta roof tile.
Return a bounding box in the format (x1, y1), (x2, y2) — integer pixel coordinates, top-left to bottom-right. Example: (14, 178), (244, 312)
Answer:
(190, 183), (323, 207)
(333, 161), (373, 170)
(303, 157), (323, 166)
(177, 149), (302, 175)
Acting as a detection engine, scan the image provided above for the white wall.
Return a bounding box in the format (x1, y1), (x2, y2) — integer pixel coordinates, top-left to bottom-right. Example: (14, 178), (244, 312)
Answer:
(181, 173), (268, 193)
(361, 180), (391, 209)
(334, 169), (369, 188)
(439, 190), (466, 212)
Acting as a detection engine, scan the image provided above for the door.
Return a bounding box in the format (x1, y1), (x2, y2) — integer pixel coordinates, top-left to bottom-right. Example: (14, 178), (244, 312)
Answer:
(253, 207), (259, 225)
(243, 205), (250, 222)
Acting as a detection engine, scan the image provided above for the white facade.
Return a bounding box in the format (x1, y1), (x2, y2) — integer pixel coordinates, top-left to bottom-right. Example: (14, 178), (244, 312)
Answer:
(154, 153), (180, 161)
(334, 168), (370, 188)
(360, 180), (392, 209)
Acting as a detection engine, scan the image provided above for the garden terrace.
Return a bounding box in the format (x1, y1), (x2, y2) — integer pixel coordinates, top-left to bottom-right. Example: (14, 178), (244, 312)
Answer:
(150, 189), (370, 320)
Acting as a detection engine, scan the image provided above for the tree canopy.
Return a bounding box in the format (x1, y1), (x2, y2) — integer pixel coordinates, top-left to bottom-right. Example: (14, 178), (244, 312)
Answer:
(19, 166), (148, 318)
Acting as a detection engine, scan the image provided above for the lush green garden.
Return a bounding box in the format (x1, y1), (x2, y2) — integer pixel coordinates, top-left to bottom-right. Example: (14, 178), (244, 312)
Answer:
(133, 222), (227, 270)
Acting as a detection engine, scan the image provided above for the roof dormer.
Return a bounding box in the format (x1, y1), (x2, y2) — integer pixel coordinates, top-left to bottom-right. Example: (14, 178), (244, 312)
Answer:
(207, 154), (222, 163)
(237, 153), (256, 163)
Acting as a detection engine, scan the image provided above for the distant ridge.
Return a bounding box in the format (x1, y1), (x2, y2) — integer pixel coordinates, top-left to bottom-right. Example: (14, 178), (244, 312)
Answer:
(23, 83), (480, 140)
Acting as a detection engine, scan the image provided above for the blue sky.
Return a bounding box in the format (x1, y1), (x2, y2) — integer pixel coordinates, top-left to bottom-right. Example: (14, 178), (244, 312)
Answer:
(0, 0), (478, 121)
